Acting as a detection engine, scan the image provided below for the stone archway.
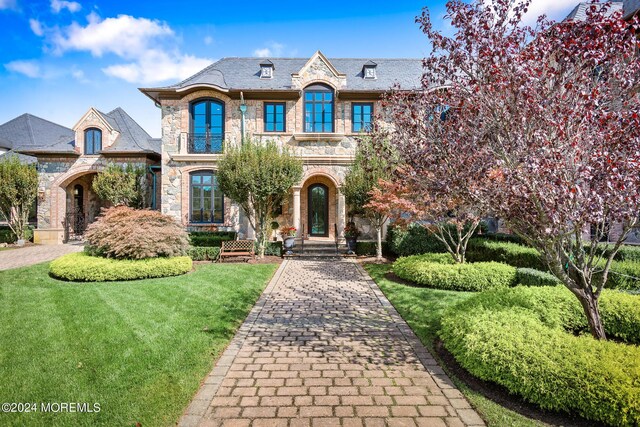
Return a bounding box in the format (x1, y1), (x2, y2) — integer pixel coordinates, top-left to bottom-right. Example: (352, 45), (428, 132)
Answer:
(293, 170), (345, 240)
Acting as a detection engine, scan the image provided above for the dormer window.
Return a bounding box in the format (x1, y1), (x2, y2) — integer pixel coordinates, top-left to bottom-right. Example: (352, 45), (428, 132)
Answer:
(363, 61), (377, 80)
(84, 128), (102, 155)
(260, 60), (274, 79)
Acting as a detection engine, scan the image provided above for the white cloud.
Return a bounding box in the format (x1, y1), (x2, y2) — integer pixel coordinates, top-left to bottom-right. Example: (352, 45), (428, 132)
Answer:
(5, 60), (41, 78)
(204, 35), (213, 45)
(253, 42), (285, 58)
(51, 0), (81, 14)
(52, 13), (174, 58)
(29, 19), (44, 36)
(522, 0), (578, 24)
(0, 0), (17, 10)
(103, 49), (212, 84)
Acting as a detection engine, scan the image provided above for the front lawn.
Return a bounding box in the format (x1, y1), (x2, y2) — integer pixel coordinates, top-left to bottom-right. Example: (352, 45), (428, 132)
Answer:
(364, 263), (544, 427)
(0, 262), (277, 426)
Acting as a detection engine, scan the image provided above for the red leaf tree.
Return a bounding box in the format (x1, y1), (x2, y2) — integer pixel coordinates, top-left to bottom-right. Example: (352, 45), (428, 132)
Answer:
(405, 0), (640, 339)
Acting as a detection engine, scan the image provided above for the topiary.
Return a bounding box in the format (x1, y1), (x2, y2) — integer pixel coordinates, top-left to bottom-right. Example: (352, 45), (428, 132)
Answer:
(85, 206), (190, 260)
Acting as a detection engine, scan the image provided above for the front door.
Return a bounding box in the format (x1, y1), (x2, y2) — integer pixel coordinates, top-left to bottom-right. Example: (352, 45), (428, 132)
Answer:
(308, 184), (329, 237)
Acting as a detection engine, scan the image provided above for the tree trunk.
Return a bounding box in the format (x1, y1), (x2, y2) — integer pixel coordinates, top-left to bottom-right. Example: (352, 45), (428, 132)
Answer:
(376, 227), (383, 261)
(575, 290), (607, 340)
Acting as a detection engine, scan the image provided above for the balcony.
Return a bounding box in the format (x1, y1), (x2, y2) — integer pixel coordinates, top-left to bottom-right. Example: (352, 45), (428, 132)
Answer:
(187, 133), (224, 154)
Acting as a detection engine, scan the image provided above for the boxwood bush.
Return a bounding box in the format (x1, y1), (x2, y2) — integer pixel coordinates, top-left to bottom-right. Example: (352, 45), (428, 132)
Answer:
(50, 252), (192, 282)
(355, 241), (390, 256)
(516, 268), (561, 287)
(189, 231), (236, 247)
(440, 286), (640, 426)
(386, 224), (447, 256)
(189, 247), (221, 261)
(467, 238), (546, 270)
(393, 254), (516, 291)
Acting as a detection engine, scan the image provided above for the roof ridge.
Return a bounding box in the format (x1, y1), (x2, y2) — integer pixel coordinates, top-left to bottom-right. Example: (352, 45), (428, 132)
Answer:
(215, 57), (422, 60)
(25, 114), (36, 146)
(107, 107), (151, 152)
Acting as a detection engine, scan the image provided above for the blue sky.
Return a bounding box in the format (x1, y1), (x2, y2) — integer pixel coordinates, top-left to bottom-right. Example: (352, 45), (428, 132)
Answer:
(0, 0), (579, 137)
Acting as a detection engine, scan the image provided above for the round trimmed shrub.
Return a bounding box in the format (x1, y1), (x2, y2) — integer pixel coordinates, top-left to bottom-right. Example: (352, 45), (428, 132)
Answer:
(392, 254), (516, 291)
(85, 206), (190, 259)
(515, 267), (561, 287)
(50, 252), (192, 282)
(440, 286), (640, 426)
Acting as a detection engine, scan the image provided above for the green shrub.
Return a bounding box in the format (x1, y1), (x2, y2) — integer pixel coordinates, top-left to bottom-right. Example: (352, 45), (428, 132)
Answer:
(585, 243), (640, 262)
(355, 241), (390, 256)
(480, 232), (525, 244)
(261, 241), (283, 257)
(605, 261), (640, 291)
(0, 225), (33, 243)
(440, 286), (640, 426)
(189, 231), (236, 247)
(467, 238), (546, 270)
(393, 254), (516, 291)
(386, 224), (447, 256)
(516, 268), (561, 287)
(50, 252), (192, 282)
(189, 247), (221, 261)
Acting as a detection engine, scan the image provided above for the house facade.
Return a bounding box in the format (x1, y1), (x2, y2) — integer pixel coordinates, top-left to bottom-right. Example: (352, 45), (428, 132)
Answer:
(140, 51), (423, 241)
(0, 108), (161, 244)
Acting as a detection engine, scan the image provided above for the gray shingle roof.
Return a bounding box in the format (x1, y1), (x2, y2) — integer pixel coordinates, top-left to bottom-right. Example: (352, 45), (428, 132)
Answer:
(0, 113), (75, 154)
(565, 1), (623, 21)
(624, 0), (640, 17)
(1, 150), (36, 164)
(0, 109), (160, 156)
(149, 56), (424, 92)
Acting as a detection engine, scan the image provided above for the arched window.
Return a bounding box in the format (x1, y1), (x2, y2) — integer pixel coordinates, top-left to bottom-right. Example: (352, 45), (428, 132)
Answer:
(84, 128), (102, 155)
(189, 99), (224, 153)
(303, 84), (334, 133)
(190, 170), (224, 223)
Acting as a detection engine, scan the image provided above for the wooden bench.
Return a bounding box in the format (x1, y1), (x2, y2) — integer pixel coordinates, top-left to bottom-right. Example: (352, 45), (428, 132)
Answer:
(219, 240), (255, 262)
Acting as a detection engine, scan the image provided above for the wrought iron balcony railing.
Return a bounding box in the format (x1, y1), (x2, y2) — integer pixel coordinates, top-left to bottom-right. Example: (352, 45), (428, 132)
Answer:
(187, 133), (224, 154)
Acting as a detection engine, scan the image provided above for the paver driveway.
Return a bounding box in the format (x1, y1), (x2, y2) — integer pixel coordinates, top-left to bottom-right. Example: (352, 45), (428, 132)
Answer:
(0, 243), (83, 271)
(181, 258), (485, 427)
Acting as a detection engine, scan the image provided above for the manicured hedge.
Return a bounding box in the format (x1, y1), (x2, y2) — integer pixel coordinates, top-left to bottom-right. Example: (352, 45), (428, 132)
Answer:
(386, 224), (447, 256)
(480, 232), (525, 244)
(440, 286), (640, 426)
(393, 254), (516, 291)
(189, 231), (236, 247)
(50, 252), (192, 282)
(189, 247), (221, 261)
(516, 268), (561, 287)
(0, 226), (34, 244)
(355, 241), (390, 256)
(467, 238), (546, 270)
(261, 241), (283, 257)
(586, 243), (640, 262)
(603, 261), (640, 291)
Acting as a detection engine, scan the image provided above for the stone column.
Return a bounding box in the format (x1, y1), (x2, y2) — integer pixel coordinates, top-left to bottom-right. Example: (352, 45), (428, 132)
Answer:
(337, 188), (346, 242)
(292, 186), (301, 237)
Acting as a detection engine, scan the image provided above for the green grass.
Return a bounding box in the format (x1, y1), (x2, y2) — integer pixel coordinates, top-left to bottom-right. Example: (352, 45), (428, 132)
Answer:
(364, 263), (545, 427)
(0, 262), (278, 426)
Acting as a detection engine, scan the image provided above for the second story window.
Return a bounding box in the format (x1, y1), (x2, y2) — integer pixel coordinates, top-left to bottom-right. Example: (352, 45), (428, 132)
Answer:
(190, 99), (224, 153)
(352, 103), (373, 133)
(304, 84), (334, 133)
(84, 128), (102, 155)
(264, 102), (285, 132)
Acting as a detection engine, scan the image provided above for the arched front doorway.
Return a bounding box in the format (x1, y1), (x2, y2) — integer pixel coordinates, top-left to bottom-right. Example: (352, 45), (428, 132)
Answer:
(308, 183), (329, 237)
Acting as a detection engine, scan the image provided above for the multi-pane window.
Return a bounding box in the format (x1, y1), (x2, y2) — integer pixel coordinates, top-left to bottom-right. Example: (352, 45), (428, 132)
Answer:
(352, 103), (373, 132)
(190, 171), (224, 223)
(84, 128), (102, 155)
(264, 102), (285, 132)
(304, 84), (334, 133)
(190, 99), (224, 153)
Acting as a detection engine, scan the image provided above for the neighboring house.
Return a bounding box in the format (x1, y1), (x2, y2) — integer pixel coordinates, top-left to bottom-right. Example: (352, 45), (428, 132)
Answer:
(140, 51), (423, 240)
(0, 109), (161, 244)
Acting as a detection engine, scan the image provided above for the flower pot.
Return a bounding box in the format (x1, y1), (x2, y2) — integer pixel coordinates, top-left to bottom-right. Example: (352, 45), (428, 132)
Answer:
(346, 237), (357, 254)
(16, 239), (25, 247)
(283, 236), (296, 254)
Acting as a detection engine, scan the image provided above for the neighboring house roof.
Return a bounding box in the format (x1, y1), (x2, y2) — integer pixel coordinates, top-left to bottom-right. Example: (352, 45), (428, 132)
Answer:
(565, 1), (624, 21)
(0, 109), (160, 156)
(0, 113), (75, 154)
(141, 55), (425, 101)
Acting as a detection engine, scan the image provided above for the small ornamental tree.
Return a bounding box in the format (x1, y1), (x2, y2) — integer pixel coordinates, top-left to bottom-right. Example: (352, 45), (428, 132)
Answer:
(0, 155), (38, 241)
(343, 132), (397, 261)
(416, 0), (640, 338)
(217, 140), (303, 258)
(374, 89), (493, 264)
(92, 163), (147, 208)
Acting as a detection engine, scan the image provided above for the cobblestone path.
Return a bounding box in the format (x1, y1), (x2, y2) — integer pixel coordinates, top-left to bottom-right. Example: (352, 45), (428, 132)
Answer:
(180, 258), (485, 427)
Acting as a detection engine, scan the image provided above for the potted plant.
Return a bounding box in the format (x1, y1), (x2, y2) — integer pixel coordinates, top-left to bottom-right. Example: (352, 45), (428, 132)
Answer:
(270, 221), (279, 241)
(280, 225), (297, 254)
(344, 221), (360, 254)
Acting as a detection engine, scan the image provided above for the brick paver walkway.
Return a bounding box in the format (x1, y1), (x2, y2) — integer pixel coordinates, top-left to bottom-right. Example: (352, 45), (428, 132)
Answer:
(0, 243), (83, 271)
(181, 258), (485, 427)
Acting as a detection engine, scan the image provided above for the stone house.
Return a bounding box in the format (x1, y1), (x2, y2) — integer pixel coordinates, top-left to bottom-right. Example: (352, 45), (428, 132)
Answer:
(140, 51), (423, 241)
(0, 108), (161, 244)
